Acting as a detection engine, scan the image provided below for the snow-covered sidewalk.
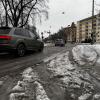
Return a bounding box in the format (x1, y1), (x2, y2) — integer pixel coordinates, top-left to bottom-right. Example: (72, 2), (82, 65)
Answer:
(72, 44), (100, 80)
(43, 44), (100, 100)
(45, 51), (95, 100)
(72, 44), (100, 66)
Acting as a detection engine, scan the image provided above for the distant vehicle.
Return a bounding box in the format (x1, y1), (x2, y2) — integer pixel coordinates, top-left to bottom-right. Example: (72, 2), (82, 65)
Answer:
(0, 27), (44, 57)
(55, 39), (65, 47)
(46, 40), (51, 43)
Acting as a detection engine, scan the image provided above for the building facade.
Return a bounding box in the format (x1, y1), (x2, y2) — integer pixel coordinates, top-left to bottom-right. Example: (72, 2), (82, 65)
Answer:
(64, 22), (76, 42)
(76, 14), (100, 43)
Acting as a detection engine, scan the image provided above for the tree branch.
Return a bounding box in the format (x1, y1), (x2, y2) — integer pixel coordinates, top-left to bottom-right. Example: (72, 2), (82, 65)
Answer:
(6, 0), (14, 17)
(19, 0), (38, 27)
(0, 0), (14, 26)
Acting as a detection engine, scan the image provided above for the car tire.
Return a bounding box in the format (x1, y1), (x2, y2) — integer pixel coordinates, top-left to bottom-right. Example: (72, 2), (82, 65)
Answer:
(16, 43), (26, 57)
(38, 45), (44, 52)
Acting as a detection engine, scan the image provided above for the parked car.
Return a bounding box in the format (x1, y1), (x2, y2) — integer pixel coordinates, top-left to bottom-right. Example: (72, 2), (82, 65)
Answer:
(55, 39), (65, 47)
(0, 27), (44, 56)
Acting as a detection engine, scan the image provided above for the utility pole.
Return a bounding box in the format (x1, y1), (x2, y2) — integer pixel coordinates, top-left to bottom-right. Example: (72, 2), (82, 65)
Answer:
(47, 30), (51, 42)
(41, 32), (44, 41)
(91, 0), (95, 44)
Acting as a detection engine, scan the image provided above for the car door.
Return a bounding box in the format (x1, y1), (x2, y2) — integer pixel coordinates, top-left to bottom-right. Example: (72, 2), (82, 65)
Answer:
(13, 28), (29, 48)
(29, 31), (41, 51)
(22, 29), (34, 50)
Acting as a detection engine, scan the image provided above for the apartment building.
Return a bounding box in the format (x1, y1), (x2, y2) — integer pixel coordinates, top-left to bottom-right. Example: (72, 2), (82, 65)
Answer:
(76, 14), (100, 43)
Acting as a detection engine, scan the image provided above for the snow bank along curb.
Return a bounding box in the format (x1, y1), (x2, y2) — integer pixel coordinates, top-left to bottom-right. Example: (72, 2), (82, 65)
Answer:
(45, 51), (99, 100)
(72, 45), (100, 66)
(44, 43), (54, 47)
(9, 67), (50, 100)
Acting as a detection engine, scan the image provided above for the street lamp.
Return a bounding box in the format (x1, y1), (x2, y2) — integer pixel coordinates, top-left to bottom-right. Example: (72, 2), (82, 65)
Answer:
(41, 32), (44, 41)
(91, 0), (95, 44)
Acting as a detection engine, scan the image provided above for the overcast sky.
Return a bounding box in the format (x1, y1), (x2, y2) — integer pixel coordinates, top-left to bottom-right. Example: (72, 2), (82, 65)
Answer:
(36, 0), (99, 37)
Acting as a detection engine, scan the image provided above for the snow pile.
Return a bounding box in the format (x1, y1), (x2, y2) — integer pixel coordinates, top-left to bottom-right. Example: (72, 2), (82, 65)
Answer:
(0, 81), (3, 86)
(35, 81), (50, 100)
(72, 45), (100, 66)
(9, 44), (100, 100)
(9, 67), (50, 100)
(78, 93), (91, 100)
(47, 52), (75, 77)
(93, 93), (100, 100)
(44, 43), (53, 47)
(12, 81), (25, 92)
(9, 93), (26, 100)
(46, 51), (94, 99)
(22, 67), (39, 82)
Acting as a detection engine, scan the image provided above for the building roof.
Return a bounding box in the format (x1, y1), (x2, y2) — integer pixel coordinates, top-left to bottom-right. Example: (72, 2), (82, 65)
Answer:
(79, 15), (96, 22)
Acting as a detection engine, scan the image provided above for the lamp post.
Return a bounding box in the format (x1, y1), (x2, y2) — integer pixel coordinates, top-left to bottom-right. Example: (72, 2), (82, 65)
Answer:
(91, 0), (95, 44)
(41, 32), (44, 41)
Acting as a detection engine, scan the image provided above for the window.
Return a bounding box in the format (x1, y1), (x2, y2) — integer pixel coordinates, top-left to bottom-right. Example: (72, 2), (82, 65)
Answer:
(29, 31), (35, 38)
(0, 29), (11, 34)
(23, 29), (31, 38)
(14, 28), (31, 38)
(86, 32), (88, 35)
(14, 29), (22, 36)
(93, 24), (96, 26)
(34, 32), (40, 39)
(86, 22), (88, 24)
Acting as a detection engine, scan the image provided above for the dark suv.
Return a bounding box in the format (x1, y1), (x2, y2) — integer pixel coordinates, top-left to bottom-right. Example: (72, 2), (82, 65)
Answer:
(0, 27), (44, 56)
(55, 39), (65, 47)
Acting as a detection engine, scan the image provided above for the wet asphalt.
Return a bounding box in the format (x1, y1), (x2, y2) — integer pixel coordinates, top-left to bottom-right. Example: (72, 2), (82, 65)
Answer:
(0, 43), (75, 77)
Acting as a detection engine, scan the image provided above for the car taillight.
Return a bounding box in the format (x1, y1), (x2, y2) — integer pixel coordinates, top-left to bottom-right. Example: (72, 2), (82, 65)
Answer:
(0, 36), (12, 40)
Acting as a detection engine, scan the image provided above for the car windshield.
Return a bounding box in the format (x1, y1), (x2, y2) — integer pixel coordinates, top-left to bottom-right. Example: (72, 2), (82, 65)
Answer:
(0, 29), (11, 34)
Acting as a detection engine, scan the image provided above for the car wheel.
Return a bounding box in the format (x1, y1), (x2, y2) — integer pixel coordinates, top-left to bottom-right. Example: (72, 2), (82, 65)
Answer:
(16, 44), (26, 57)
(38, 45), (44, 52)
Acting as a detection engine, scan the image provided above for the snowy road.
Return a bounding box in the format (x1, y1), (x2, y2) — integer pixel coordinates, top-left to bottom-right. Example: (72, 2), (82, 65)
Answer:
(1, 44), (100, 100)
(0, 44), (75, 77)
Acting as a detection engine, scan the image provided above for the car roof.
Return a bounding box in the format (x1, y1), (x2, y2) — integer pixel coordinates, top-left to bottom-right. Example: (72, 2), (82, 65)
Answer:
(0, 27), (27, 29)
(0, 27), (11, 29)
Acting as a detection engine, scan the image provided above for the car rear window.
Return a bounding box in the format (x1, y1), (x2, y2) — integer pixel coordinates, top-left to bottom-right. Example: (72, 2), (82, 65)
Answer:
(14, 28), (31, 38)
(56, 39), (63, 42)
(0, 29), (11, 34)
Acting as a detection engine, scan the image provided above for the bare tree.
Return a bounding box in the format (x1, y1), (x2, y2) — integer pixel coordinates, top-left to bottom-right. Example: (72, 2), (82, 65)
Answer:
(0, 0), (49, 27)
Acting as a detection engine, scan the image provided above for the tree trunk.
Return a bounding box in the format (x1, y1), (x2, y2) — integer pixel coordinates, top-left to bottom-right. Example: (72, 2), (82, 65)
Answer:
(21, 0), (23, 27)
(13, 21), (18, 27)
(5, 0), (8, 27)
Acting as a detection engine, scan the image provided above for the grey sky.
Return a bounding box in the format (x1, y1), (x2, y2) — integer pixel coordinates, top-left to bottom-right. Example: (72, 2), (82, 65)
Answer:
(36, 0), (99, 37)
